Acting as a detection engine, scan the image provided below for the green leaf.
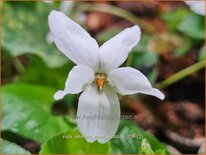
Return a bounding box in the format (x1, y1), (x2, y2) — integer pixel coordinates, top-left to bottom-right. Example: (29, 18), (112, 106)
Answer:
(111, 121), (169, 154)
(132, 52), (157, 68)
(18, 55), (73, 90)
(131, 35), (157, 68)
(2, 83), (71, 143)
(1, 139), (31, 154)
(40, 128), (111, 154)
(139, 139), (155, 154)
(2, 2), (67, 68)
(161, 8), (188, 32)
(178, 13), (205, 39)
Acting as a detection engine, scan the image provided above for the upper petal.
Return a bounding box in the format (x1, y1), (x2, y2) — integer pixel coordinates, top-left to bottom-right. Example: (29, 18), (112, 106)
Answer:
(49, 10), (99, 71)
(100, 25), (141, 73)
(54, 65), (94, 100)
(77, 85), (120, 143)
(108, 67), (164, 100)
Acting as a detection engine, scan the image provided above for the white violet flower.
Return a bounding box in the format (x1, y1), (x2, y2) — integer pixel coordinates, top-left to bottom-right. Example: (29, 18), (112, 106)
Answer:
(185, 0), (205, 16)
(49, 10), (165, 143)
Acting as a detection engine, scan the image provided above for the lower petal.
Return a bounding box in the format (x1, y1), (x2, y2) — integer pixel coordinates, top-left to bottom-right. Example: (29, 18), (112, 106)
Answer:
(97, 85), (120, 143)
(77, 85), (99, 143)
(76, 85), (120, 143)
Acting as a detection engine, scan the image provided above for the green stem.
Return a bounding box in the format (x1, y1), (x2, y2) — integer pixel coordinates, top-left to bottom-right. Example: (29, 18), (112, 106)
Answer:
(13, 58), (25, 74)
(156, 60), (205, 89)
(75, 3), (156, 33)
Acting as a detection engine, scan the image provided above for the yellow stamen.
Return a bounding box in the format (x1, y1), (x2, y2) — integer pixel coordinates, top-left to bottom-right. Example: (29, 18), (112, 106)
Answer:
(95, 73), (107, 92)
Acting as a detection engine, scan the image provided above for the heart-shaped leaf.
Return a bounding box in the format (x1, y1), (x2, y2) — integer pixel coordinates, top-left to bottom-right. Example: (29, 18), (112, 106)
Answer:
(40, 128), (111, 154)
(2, 83), (71, 143)
(111, 121), (169, 154)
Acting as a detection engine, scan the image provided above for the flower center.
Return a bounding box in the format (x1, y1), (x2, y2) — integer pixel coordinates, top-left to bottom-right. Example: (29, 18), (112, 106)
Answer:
(95, 73), (107, 92)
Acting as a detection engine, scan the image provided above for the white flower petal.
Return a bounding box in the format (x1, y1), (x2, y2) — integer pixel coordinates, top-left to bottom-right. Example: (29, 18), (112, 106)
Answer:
(185, 1), (205, 16)
(77, 85), (120, 143)
(54, 65), (94, 100)
(48, 10), (99, 71)
(97, 85), (120, 143)
(100, 25), (141, 73)
(108, 67), (164, 100)
(76, 85), (99, 143)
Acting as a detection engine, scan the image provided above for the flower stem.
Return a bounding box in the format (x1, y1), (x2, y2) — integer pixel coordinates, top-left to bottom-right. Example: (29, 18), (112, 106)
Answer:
(13, 58), (25, 74)
(156, 60), (205, 89)
(75, 3), (156, 33)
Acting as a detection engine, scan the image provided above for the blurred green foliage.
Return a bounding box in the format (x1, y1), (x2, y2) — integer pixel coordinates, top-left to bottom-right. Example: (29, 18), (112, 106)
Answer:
(162, 8), (189, 32)
(2, 2), (67, 68)
(2, 139), (31, 154)
(18, 56), (73, 90)
(2, 83), (70, 143)
(132, 35), (158, 68)
(199, 45), (205, 60)
(178, 13), (205, 39)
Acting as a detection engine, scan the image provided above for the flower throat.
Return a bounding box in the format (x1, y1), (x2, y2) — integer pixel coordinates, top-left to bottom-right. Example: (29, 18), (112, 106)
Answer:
(95, 73), (107, 92)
